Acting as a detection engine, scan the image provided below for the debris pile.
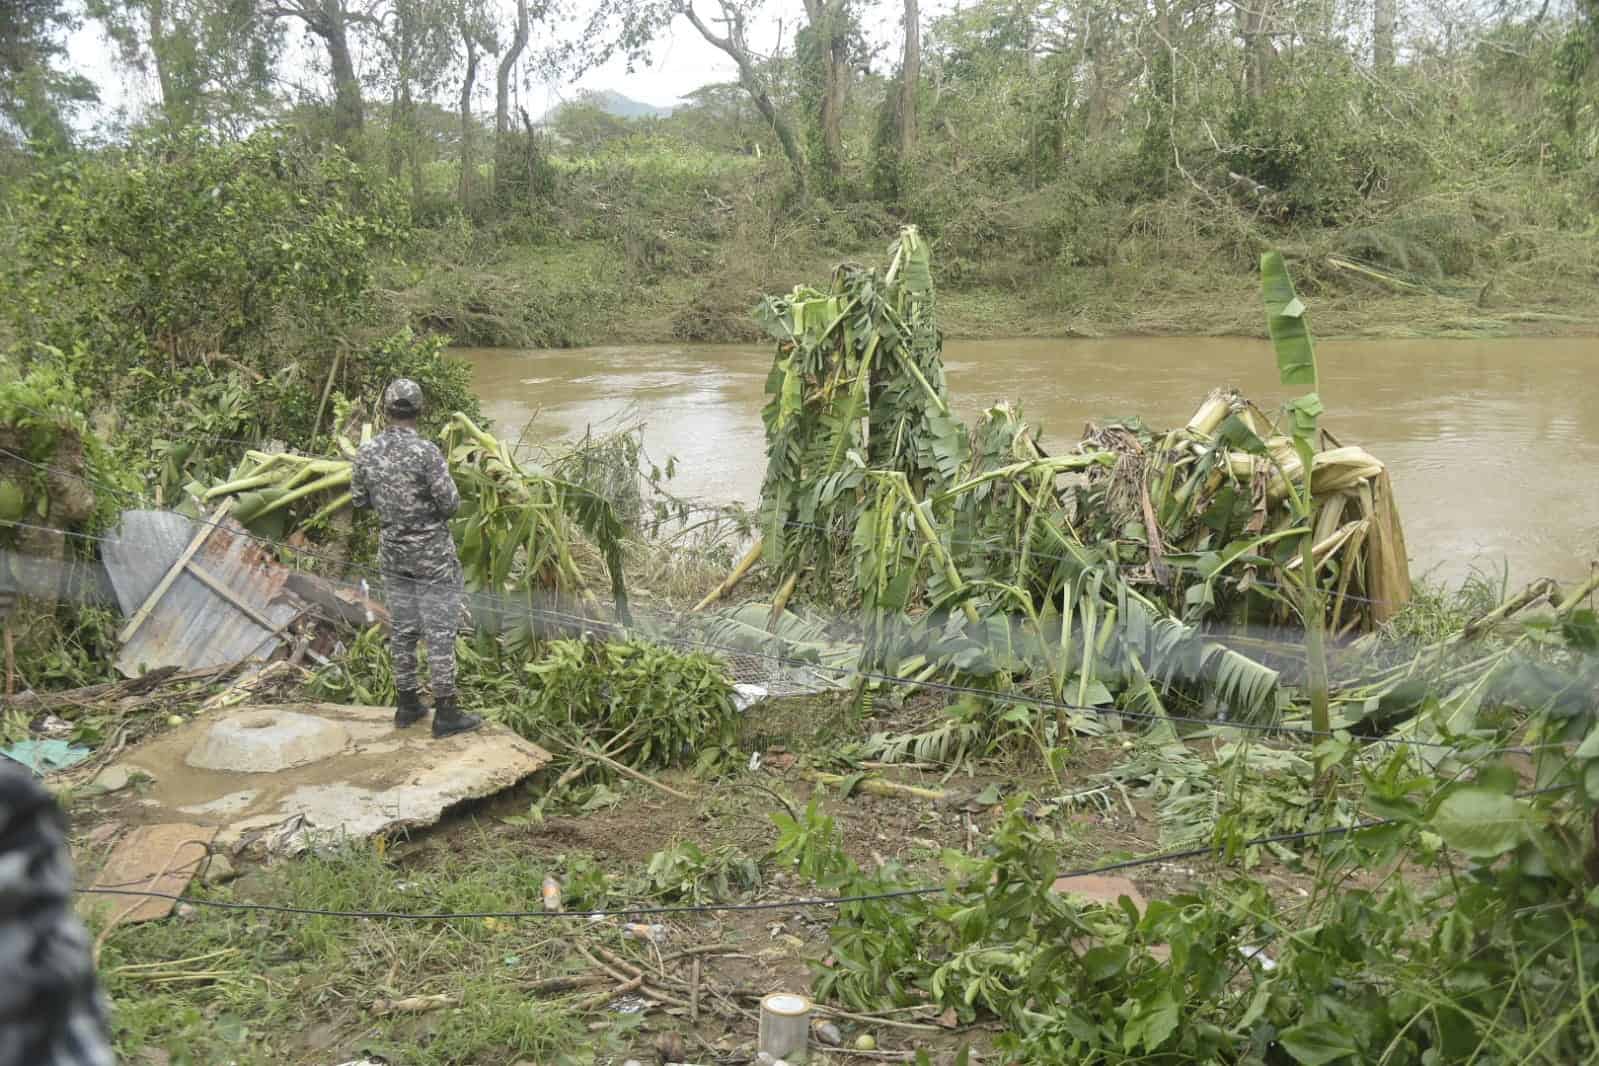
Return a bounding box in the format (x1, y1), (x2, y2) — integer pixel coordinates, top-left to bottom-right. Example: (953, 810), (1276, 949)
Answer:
(698, 227), (1415, 724)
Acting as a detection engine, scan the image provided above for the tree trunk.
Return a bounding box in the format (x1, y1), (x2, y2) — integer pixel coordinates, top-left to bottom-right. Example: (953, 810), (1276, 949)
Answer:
(898, 0), (918, 157)
(460, 33), (479, 209)
(323, 5), (364, 150)
(494, 0), (529, 203)
(1374, 0), (1396, 71)
(404, 85), (422, 206)
(1241, 0), (1273, 99)
(387, 84), (405, 180)
(323, 2), (364, 153)
(680, 0), (808, 198)
(806, 0), (850, 183)
(144, 0), (178, 122)
(749, 71), (809, 196)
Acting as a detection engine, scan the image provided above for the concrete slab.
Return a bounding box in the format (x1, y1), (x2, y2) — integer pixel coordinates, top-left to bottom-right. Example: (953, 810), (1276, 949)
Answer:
(100, 702), (551, 855)
(84, 822), (218, 924)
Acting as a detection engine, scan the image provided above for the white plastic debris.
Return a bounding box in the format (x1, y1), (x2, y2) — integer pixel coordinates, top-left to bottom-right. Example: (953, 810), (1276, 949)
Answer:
(1238, 944), (1278, 971)
(733, 683), (769, 712)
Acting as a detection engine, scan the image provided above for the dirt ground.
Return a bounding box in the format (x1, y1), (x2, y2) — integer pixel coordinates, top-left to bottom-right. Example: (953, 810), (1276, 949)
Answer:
(66, 684), (1357, 1066)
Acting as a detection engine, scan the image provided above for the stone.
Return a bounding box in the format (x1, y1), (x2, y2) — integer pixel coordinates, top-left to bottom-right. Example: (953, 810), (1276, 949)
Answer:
(185, 709), (350, 773)
(95, 765), (133, 792)
(1050, 873), (1148, 912)
(203, 853), (238, 885)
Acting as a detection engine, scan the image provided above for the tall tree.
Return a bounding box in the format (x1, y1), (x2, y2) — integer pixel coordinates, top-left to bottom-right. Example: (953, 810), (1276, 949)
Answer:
(88, 0), (280, 133)
(264, 0), (369, 153)
(1237, 0), (1275, 97)
(899, 0), (919, 155)
(373, 0), (456, 203)
(674, 0), (809, 195)
(1374, 0), (1396, 70)
(799, 0), (854, 186)
(494, 0), (529, 202)
(458, 0), (494, 209)
(0, 0), (95, 150)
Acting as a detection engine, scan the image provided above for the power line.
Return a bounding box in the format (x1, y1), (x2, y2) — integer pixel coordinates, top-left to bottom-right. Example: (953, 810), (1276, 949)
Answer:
(71, 785), (1577, 923)
(0, 522), (1574, 760)
(0, 449), (1581, 760)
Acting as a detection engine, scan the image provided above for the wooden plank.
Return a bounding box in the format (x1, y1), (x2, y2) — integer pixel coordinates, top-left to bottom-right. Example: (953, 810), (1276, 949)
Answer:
(185, 559), (282, 633)
(83, 823), (218, 925)
(117, 500), (232, 644)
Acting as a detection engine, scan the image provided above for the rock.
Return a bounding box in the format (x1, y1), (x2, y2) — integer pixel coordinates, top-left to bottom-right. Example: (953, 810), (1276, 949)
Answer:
(95, 766), (133, 792)
(203, 853), (238, 885)
(1049, 873), (1148, 912)
(812, 1020), (843, 1046)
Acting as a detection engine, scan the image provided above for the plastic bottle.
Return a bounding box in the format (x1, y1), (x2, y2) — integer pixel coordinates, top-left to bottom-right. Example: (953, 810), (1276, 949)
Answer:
(541, 875), (562, 913)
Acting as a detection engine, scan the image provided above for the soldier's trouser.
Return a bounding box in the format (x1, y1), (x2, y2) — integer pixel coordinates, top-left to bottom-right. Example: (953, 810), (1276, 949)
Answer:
(382, 552), (464, 700)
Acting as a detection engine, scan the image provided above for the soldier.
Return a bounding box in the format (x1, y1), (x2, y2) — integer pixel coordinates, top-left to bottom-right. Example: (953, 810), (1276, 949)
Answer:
(0, 763), (117, 1066)
(351, 379), (482, 738)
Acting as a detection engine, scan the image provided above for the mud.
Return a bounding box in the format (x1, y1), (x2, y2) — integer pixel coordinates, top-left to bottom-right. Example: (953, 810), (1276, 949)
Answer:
(102, 701), (551, 853)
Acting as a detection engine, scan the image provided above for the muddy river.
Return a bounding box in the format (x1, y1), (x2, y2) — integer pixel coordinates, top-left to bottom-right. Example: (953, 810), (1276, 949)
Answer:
(461, 336), (1599, 588)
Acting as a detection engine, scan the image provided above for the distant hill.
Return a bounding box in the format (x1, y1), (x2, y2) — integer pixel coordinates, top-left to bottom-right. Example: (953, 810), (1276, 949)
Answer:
(541, 90), (675, 123)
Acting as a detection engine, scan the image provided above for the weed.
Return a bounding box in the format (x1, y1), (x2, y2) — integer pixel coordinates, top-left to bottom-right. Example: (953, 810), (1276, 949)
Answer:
(644, 841), (762, 903)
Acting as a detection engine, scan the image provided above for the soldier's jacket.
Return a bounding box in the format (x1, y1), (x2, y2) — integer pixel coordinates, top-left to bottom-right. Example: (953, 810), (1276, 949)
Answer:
(350, 426), (461, 564)
(0, 765), (117, 1066)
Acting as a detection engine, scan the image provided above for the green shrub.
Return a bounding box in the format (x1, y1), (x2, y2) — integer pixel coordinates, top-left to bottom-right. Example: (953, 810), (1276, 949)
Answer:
(504, 639), (739, 770)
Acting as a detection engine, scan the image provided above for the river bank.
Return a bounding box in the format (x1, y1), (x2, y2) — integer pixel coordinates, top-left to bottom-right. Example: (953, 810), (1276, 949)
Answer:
(398, 234), (1599, 351)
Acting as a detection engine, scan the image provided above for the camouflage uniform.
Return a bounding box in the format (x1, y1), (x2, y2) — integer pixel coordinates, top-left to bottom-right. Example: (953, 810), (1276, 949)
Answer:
(350, 407), (464, 701)
(0, 764), (117, 1066)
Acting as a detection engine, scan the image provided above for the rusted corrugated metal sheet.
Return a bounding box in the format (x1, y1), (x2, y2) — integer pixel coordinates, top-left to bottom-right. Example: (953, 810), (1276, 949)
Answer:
(103, 510), (303, 678)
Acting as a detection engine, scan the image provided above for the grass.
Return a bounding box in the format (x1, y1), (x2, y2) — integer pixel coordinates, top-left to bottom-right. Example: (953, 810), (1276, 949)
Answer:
(1384, 564), (1510, 646)
(94, 833), (631, 1066)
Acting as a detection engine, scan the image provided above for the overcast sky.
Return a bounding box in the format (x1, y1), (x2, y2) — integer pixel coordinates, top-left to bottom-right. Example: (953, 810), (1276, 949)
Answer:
(64, 0), (929, 132)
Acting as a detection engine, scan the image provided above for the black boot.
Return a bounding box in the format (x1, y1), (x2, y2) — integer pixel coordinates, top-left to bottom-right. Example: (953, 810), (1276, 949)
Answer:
(431, 694), (482, 739)
(394, 689), (427, 729)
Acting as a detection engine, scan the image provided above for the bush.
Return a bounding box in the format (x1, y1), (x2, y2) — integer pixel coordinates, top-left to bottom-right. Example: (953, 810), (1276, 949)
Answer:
(503, 639), (739, 770)
(0, 127), (477, 496)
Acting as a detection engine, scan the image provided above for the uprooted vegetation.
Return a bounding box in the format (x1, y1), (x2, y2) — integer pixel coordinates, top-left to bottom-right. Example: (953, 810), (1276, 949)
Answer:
(7, 226), (1599, 1065)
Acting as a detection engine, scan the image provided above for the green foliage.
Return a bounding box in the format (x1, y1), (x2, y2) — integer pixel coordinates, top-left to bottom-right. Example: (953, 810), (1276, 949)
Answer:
(0, 359), (134, 534)
(1226, 72), (1434, 223)
(812, 769), (1599, 1065)
(4, 128), (406, 387)
(771, 795), (851, 883)
(0, 128), (474, 499)
(444, 414), (630, 622)
(644, 841), (762, 902)
(500, 638), (739, 770)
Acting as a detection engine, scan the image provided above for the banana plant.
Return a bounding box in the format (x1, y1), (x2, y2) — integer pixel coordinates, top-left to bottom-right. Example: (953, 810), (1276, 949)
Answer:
(1261, 250), (1331, 740)
(199, 414), (630, 622)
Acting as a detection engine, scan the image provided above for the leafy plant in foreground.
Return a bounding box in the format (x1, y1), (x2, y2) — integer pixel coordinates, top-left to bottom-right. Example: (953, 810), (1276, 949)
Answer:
(502, 638), (739, 771)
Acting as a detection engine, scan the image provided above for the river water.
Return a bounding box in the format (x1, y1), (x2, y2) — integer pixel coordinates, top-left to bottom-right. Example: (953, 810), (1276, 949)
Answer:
(460, 336), (1599, 588)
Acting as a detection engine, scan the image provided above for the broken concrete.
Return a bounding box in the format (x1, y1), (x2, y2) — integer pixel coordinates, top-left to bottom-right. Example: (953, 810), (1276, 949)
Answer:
(185, 709), (349, 773)
(100, 702), (551, 855)
(84, 823), (219, 925)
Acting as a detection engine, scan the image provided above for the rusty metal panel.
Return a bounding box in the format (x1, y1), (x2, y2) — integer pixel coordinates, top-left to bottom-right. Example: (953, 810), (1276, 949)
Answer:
(103, 510), (302, 678)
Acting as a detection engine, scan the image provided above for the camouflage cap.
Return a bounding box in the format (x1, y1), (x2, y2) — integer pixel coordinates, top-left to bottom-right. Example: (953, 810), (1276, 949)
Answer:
(383, 378), (424, 417)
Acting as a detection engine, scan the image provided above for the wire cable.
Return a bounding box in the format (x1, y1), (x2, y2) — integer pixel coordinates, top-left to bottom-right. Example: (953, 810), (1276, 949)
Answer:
(71, 785), (1577, 922)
